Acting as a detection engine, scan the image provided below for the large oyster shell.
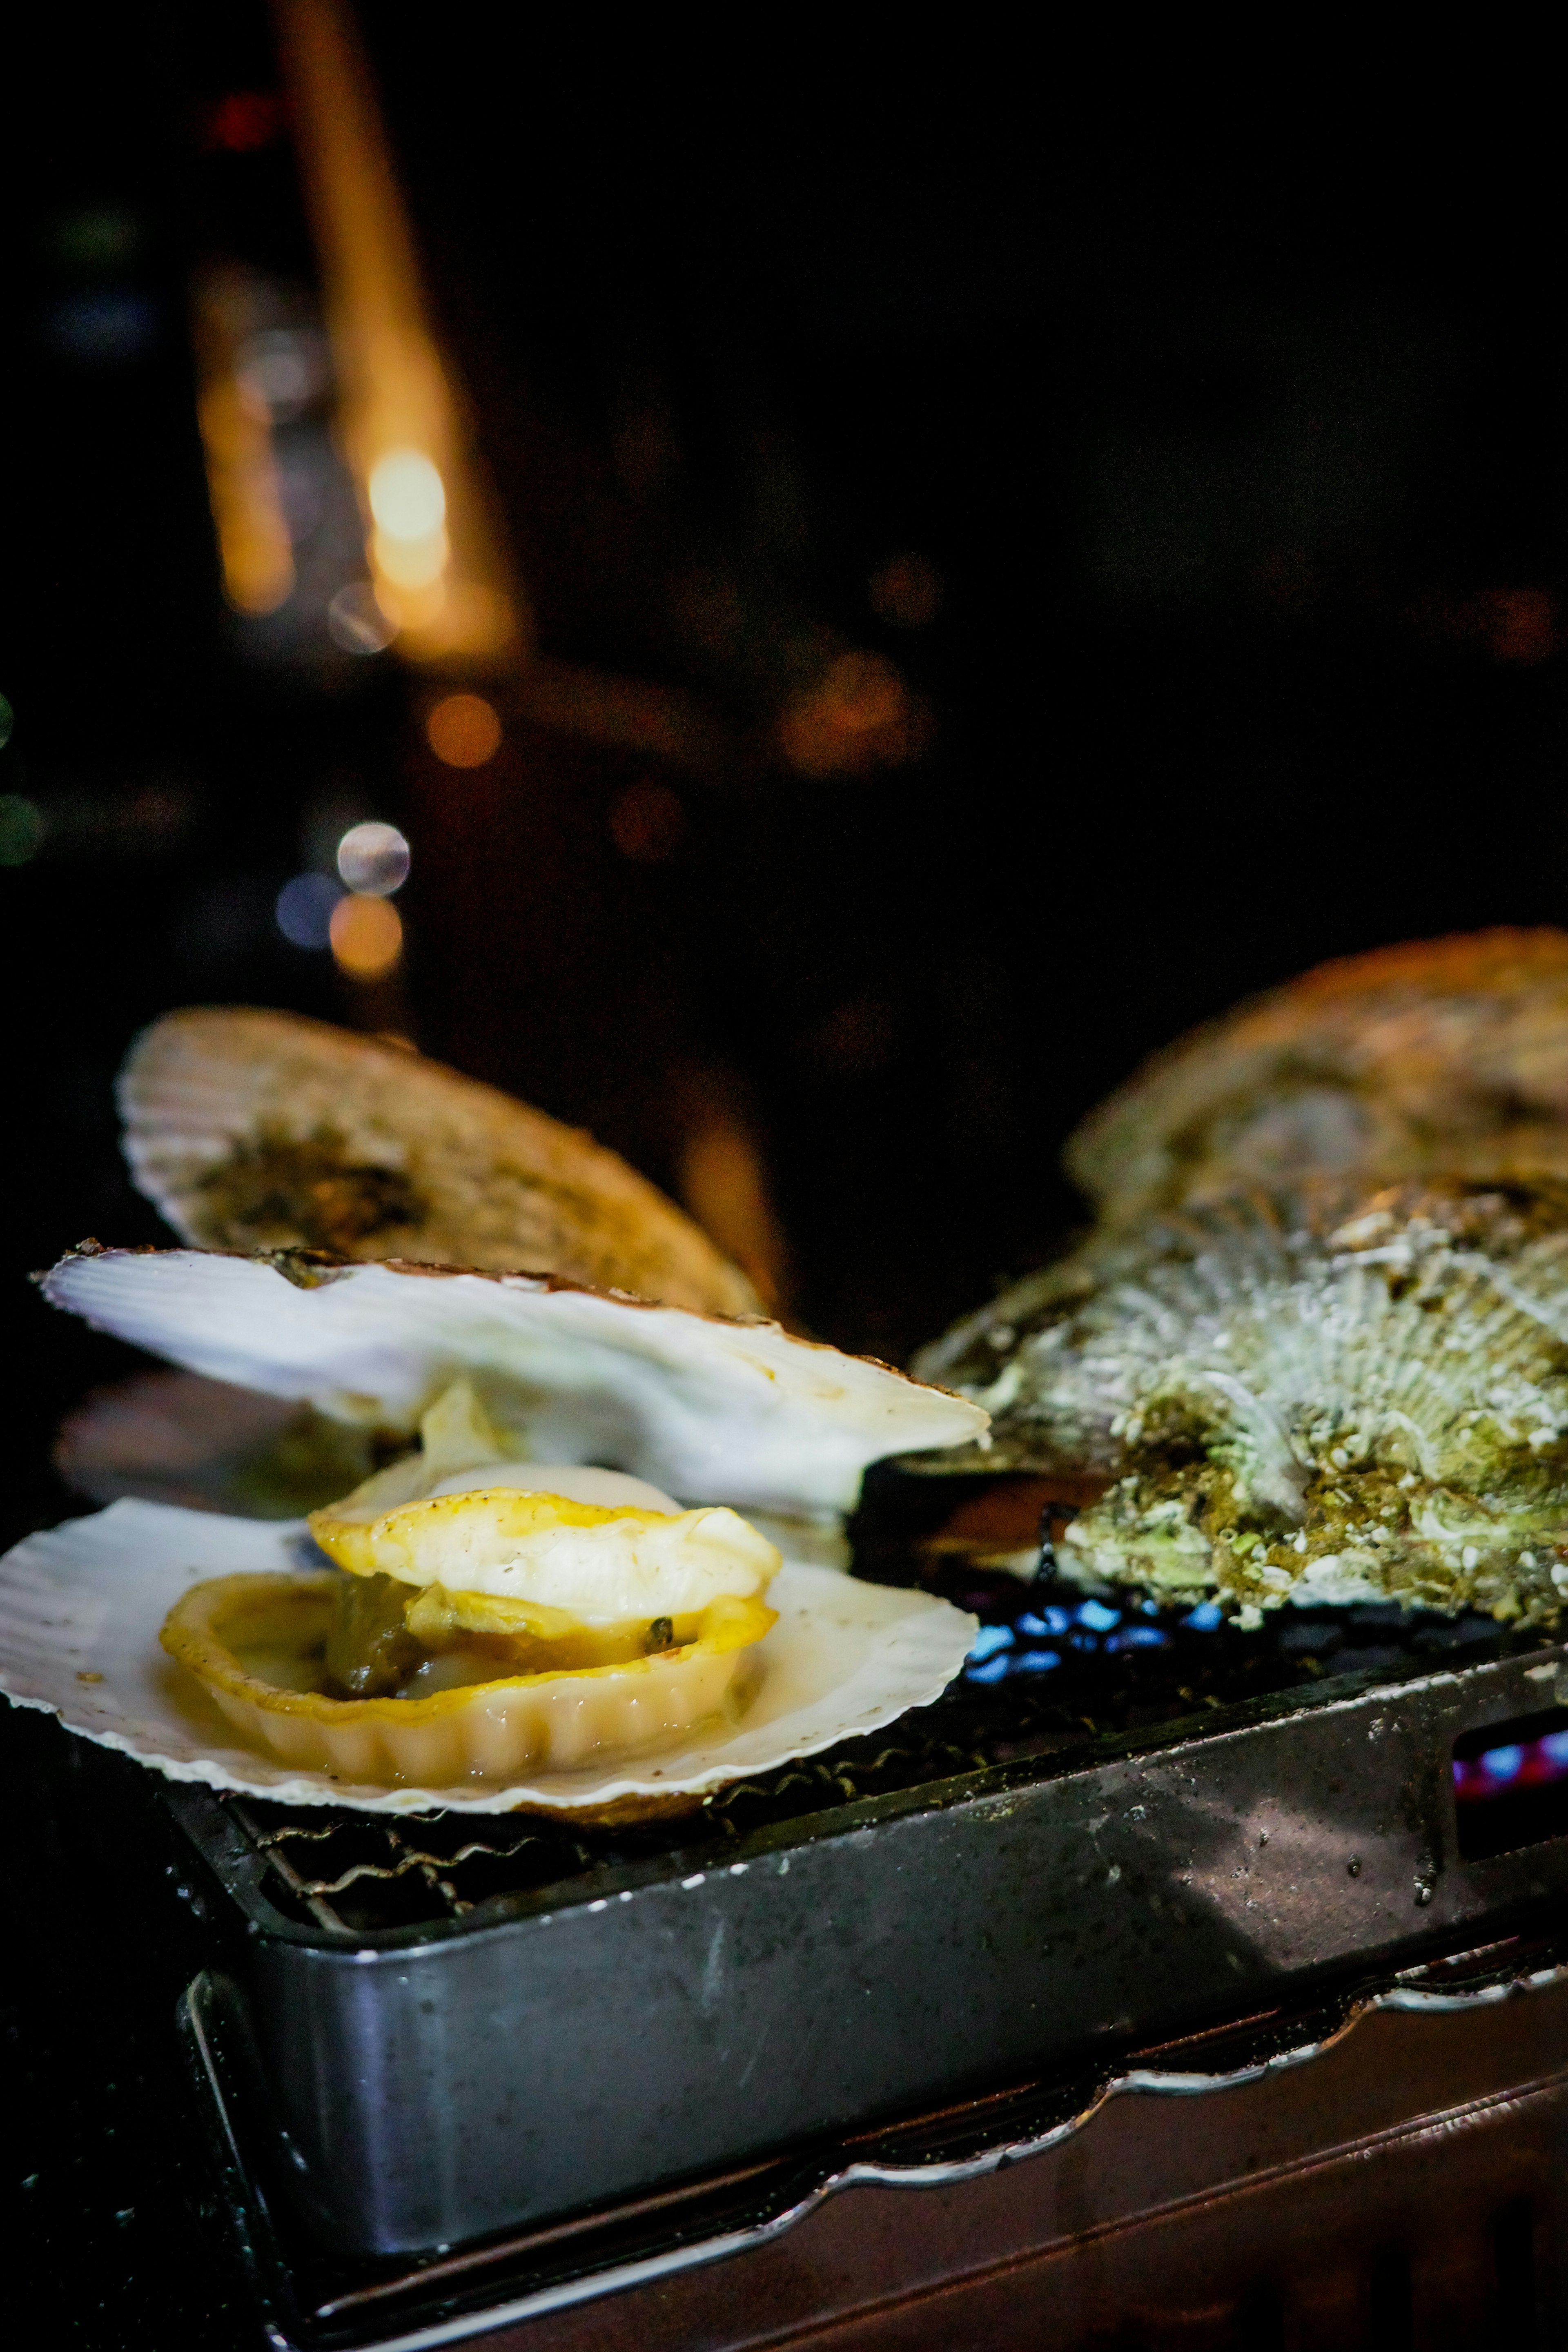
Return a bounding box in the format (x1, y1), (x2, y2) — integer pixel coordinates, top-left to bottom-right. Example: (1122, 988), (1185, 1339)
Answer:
(913, 1180), (1568, 1624)
(41, 1245), (987, 1518)
(0, 1501), (973, 1816)
(1068, 929), (1568, 1229)
(120, 1007), (757, 1314)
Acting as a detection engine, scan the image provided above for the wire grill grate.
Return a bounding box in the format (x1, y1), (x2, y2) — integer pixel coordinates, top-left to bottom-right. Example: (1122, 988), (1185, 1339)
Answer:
(220, 1552), (1540, 1936)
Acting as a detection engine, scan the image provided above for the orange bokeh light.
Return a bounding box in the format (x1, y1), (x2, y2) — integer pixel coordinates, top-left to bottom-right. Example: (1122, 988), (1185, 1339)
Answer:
(1478, 589), (1557, 664)
(426, 693), (502, 767)
(777, 652), (923, 778)
(330, 892), (403, 978)
(609, 780), (686, 862)
(869, 552), (942, 628)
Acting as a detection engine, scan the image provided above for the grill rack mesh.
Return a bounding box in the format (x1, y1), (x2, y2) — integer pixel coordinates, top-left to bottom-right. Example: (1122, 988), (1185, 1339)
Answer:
(226, 1557), (1534, 1936)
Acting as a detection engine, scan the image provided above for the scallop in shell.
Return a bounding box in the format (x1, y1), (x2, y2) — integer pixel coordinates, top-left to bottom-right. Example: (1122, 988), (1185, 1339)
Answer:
(120, 1006), (757, 1314)
(914, 1180), (1568, 1625)
(1067, 929), (1568, 1229)
(0, 1502), (969, 1818)
(5, 1244), (987, 1814)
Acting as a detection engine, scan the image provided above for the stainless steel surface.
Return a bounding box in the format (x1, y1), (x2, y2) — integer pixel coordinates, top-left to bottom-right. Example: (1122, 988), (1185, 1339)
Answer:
(179, 1932), (1568, 2348)
(164, 1631), (1568, 2258)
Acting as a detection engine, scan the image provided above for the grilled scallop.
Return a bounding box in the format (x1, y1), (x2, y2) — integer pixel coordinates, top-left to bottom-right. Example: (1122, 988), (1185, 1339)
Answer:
(21, 1243), (987, 1805)
(157, 1379), (783, 1785)
(914, 1179), (1568, 1625)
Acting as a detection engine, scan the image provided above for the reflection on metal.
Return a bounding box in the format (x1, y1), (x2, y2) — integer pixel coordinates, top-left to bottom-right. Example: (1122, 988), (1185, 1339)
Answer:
(179, 1935), (1568, 2349)
(272, 0), (523, 667)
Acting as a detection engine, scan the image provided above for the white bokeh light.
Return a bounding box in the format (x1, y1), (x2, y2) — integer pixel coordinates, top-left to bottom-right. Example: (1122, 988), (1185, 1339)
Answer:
(336, 821), (411, 897)
(368, 450), (446, 540)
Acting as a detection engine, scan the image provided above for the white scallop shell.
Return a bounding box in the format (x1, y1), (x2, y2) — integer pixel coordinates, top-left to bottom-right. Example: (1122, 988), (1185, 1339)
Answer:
(0, 1501), (975, 1816)
(120, 1006), (758, 1315)
(42, 1245), (988, 1517)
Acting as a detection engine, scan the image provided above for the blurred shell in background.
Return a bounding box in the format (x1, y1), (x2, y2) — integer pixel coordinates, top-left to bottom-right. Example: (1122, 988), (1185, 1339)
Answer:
(913, 1179), (1568, 1625)
(1067, 929), (1568, 1229)
(54, 1368), (390, 1519)
(119, 1007), (759, 1316)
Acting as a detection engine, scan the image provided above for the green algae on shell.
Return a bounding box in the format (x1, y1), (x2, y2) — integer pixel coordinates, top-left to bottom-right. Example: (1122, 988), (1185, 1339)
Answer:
(912, 1180), (1568, 1624)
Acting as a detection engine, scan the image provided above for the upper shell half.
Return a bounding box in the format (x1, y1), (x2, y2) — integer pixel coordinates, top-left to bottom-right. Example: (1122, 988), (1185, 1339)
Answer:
(1067, 928), (1568, 1229)
(913, 1179), (1568, 1622)
(42, 1245), (988, 1518)
(119, 1007), (757, 1315)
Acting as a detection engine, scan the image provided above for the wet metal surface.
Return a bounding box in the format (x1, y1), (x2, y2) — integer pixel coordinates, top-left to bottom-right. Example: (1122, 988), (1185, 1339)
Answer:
(179, 1930), (1568, 2348)
(165, 1626), (1568, 2256)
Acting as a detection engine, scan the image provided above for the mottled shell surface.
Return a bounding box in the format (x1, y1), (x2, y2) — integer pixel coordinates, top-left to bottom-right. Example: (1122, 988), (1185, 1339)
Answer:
(121, 1007), (757, 1316)
(914, 1181), (1568, 1622)
(1067, 930), (1568, 1229)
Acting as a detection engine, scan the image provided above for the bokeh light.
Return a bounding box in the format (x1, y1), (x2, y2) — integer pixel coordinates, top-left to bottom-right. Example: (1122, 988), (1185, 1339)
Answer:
(373, 524), (450, 590)
(201, 91), (285, 153)
(369, 450), (446, 540)
(0, 795), (44, 867)
(778, 652), (922, 777)
(426, 693), (501, 767)
(609, 780), (686, 862)
(198, 365), (295, 615)
(1479, 589), (1557, 664)
(331, 892), (403, 978)
(327, 583), (398, 655)
(336, 820), (411, 896)
(275, 871), (343, 949)
(234, 328), (328, 422)
(869, 552), (942, 628)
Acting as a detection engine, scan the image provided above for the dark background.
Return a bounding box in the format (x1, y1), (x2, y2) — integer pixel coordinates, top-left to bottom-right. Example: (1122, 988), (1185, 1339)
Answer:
(3, 15), (1567, 2341)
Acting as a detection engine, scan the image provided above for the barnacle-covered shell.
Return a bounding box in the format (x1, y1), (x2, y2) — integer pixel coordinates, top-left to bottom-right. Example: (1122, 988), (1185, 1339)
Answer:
(1067, 930), (1568, 1229)
(120, 1007), (757, 1315)
(914, 1180), (1568, 1623)
(41, 1245), (988, 1517)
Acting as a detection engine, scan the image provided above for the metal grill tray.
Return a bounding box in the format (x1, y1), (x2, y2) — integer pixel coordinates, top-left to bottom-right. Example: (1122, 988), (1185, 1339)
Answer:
(159, 1524), (1568, 2261)
(178, 1932), (1568, 2351)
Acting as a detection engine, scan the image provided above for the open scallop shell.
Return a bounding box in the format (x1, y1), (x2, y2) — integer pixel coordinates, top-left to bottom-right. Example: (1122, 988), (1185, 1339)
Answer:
(42, 1245), (987, 1517)
(0, 1501), (976, 1817)
(1067, 929), (1568, 1229)
(913, 1178), (1568, 1624)
(120, 1006), (758, 1315)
